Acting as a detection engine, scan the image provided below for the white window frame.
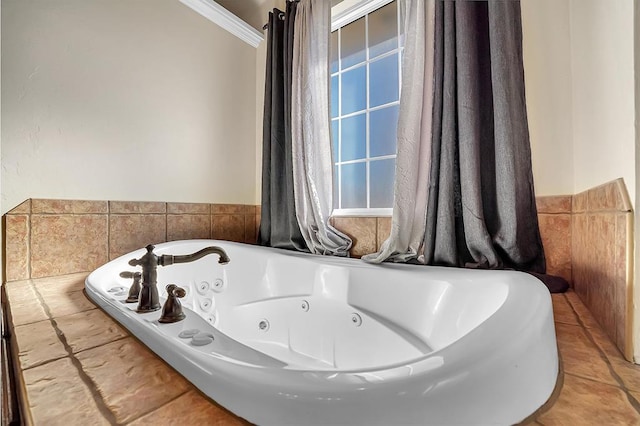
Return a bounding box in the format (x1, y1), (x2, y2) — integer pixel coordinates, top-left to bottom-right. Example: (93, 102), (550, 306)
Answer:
(330, 0), (400, 218)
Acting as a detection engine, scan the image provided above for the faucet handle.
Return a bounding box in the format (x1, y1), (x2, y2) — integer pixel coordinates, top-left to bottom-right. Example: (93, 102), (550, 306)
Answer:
(128, 244), (157, 267)
(119, 272), (142, 303)
(158, 284), (186, 323)
(167, 284), (186, 298)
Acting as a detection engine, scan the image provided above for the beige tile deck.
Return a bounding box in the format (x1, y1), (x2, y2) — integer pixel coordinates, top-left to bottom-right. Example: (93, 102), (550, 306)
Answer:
(76, 337), (191, 424)
(22, 357), (111, 426)
(129, 390), (250, 426)
(12, 320), (67, 369)
(54, 309), (128, 353)
(5, 275), (640, 425)
(38, 287), (96, 318)
(536, 374), (640, 425)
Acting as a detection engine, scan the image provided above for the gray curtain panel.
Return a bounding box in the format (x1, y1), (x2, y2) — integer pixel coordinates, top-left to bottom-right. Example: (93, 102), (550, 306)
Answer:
(258, 4), (308, 252)
(423, 1), (546, 273)
(290, 0), (352, 256)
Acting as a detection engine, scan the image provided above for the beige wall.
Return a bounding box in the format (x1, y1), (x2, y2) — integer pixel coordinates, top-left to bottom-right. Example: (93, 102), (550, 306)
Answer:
(570, 0), (635, 203)
(522, 0), (636, 202)
(521, 0), (574, 197)
(1, 0), (258, 215)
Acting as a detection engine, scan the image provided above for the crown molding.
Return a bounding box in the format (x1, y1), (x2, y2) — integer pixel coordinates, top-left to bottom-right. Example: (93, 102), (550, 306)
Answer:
(331, 0), (394, 31)
(179, 0), (263, 48)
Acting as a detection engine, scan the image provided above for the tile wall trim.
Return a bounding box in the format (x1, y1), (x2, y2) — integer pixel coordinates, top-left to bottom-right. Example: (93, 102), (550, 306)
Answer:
(3, 199), (259, 282)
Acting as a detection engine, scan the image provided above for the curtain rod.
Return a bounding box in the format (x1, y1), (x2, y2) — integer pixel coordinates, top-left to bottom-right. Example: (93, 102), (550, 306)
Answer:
(262, 0), (300, 30)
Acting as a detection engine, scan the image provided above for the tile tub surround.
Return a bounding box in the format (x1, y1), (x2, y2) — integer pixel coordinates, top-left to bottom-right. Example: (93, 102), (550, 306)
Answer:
(3, 199), (259, 282)
(4, 273), (640, 424)
(4, 197), (570, 280)
(571, 179), (634, 362)
(331, 199), (572, 283)
(2, 186), (632, 359)
(536, 195), (573, 284)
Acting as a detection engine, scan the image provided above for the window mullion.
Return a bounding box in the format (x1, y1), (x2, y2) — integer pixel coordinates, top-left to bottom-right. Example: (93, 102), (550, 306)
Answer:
(365, 13), (371, 209)
(337, 27), (342, 210)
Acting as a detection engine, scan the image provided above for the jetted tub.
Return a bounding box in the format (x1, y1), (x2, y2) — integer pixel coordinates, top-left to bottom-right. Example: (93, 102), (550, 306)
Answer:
(85, 239), (559, 425)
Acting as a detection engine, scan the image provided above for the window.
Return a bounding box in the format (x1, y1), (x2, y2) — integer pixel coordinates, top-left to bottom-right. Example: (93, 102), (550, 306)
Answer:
(330, 0), (402, 215)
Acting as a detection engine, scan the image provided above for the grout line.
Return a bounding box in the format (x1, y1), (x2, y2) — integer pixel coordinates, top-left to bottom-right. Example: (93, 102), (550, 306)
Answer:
(164, 203), (168, 243)
(562, 293), (640, 415)
(73, 335), (130, 357)
(122, 389), (191, 424)
(20, 354), (69, 371)
(27, 210), (32, 280)
(30, 282), (121, 426)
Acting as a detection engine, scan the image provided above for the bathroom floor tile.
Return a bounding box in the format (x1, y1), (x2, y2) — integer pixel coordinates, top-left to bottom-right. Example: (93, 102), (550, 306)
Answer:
(588, 324), (625, 361)
(564, 290), (601, 329)
(32, 272), (88, 296)
(38, 289), (96, 318)
(22, 357), (111, 426)
(551, 294), (579, 326)
(127, 390), (250, 425)
(55, 309), (128, 353)
(13, 320), (67, 369)
(536, 373), (640, 425)
(554, 323), (617, 386)
(587, 324), (640, 393)
(630, 392), (640, 410)
(76, 337), (190, 424)
(607, 356), (640, 394)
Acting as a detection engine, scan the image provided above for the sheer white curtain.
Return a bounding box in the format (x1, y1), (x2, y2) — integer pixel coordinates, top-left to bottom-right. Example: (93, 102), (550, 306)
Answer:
(363, 0), (436, 263)
(291, 0), (352, 256)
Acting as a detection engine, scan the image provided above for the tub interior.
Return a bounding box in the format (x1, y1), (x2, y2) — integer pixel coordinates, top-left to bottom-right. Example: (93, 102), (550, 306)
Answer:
(97, 241), (509, 371)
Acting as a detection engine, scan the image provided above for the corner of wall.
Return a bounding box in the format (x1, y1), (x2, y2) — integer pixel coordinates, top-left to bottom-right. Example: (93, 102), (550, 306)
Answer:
(633, 0), (640, 364)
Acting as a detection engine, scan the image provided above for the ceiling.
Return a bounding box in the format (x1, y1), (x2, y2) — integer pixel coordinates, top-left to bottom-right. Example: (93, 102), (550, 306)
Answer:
(215, 0), (273, 31)
(215, 0), (346, 31)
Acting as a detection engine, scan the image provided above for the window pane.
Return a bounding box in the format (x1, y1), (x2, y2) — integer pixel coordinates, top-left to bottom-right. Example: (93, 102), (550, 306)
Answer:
(331, 119), (339, 161)
(341, 113), (366, 162)
(341, 162), (367, 208)
(368, 2), (397, 59)
(330, 31), (339, 74)
(331, 75), (339, 118)
(341, 65), (366, 115)
(369, 54), (399, 107)
(370, 158), (395, 208)
(341, 17), (366, 69)
(370, 105), (398, 157)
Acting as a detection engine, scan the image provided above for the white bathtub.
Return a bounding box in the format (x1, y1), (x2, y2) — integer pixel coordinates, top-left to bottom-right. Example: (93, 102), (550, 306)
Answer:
(85, 239), (559, 425)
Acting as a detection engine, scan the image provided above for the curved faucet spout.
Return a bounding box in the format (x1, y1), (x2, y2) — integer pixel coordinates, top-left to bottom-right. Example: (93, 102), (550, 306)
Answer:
(159, 246), (230, 266)
(127, 244), (230, 313)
